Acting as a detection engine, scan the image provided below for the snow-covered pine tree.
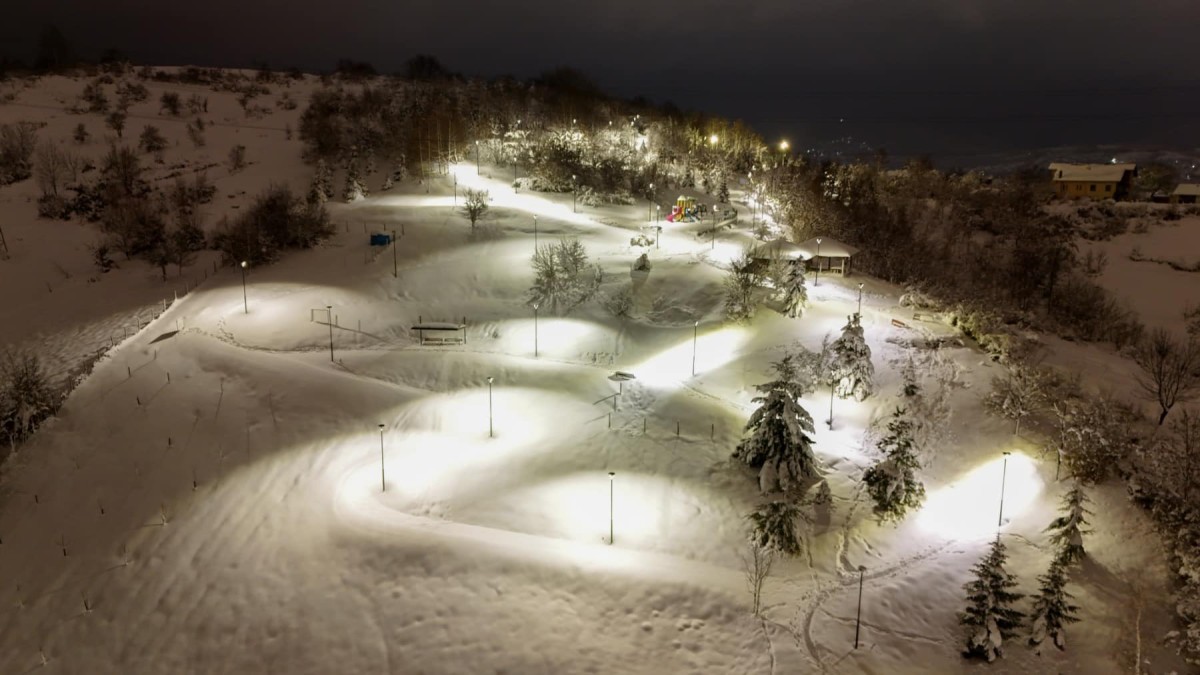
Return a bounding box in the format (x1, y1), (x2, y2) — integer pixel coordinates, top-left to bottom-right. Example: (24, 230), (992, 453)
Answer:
(734, 355), (820, 493)
(717, 177), (729, 204)
(307, 171), (327, 208)
(746, 500), (806, 556)
(1028, 558), (1079, 650)
(1046, 483), (1091, 565)
(316, 158), (333, 200)
(960, 537), (1025, 662)
(861, 407), (925, 522)
(830, 314), (874, 401)
(783, 260), (808, 319)
(343, 157), (365, 202)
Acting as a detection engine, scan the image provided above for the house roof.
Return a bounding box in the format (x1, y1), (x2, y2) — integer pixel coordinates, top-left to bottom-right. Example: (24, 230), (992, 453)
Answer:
(795, 237), (859, 259)
(1049, 163), (1136, 183)
(1172, 183), (1200, 197)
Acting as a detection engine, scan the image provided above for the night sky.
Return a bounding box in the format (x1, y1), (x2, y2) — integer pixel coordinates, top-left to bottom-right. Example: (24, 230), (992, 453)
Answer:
(5, 0), (1199, 161)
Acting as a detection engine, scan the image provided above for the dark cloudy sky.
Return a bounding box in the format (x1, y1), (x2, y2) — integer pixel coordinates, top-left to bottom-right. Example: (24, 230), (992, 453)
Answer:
(5, 0), (1199, 161)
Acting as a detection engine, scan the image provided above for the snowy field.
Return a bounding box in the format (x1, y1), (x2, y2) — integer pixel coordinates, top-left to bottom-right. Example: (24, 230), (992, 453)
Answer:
(0, 74), (1191, 673)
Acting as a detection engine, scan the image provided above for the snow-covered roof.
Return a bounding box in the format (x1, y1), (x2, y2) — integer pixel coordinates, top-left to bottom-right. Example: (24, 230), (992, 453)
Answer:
(795, 237), (859, 258)
(1172, 183), (1200, 197)
(1049, 163), (1135, 183)
(755, 238), (809, 260)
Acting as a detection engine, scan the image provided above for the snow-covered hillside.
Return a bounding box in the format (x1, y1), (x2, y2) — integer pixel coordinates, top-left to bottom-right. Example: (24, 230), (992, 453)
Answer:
(0, 72), (1193, 674)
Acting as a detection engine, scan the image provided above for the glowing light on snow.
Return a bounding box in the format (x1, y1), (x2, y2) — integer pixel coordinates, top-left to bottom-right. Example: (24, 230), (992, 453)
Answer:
(632, 326), (748, 385)
(706, 241), (745, 266)
(917, 451), (1042, 540)
(449, 163), (595, 226)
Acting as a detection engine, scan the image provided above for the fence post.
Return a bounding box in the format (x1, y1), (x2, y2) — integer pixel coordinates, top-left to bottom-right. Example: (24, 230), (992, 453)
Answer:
(676, 421), (680, 437)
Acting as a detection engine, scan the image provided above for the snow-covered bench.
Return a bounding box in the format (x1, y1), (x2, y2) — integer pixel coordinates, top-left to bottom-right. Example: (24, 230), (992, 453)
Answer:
(412, 322), (467, 345)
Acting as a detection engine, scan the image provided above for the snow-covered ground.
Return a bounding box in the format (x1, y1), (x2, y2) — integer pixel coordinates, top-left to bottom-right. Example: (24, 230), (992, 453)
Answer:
(0, 74), (1191, 673)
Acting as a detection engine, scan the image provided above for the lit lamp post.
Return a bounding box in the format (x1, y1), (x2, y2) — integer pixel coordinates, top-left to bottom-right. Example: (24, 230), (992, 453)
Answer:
(487, 376), (495, 438)
(827, 380), (835, 429)
(648, 183), (655, 222)
(572, 174), (578, 213)
(377, 423), (386, 492)
(475, 140), (480, 175)
(608, 471), (616, 545)
(239, 261), (248, 314)
(453, 175), (458, 206)
(854, 565), (867, 649)
(532, 302), (540, 357)
(326, 305), (334, 362)
(533, 215), (538, 250)
(814, 237), (823, 287)
(857, 282), (864, 315)
(998, 451), (1012, 527)
(655, 204), (660, 222)
(691, 320), (699, 377)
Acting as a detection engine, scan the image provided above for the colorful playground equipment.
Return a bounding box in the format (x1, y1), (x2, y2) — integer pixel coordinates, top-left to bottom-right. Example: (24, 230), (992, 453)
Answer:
(666, 196), (706, 222)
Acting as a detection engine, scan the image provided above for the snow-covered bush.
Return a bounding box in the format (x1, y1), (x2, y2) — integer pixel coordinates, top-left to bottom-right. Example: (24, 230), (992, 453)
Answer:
(138, 125), (167, 158)
(211, 184), (332, 266)
(462, 189), (489, 228)
(228, 144), (247, 173)
(1054, 394), (1139, 484)
(601, 283), (634, 318)
(528, 239), (602, 315)
(0, 122), (37, 185)
(723, 251), (760, 323)
(790, 337), (832, 396)
(159, 91), (181, 116)
(0, 349), (60, 452)
(984, 356), (1049, 437)
(746, 500), (805, 556)
(862, 407), (925, 523)
(960, 537), (1024, 662)
(734, 355), (820, 493)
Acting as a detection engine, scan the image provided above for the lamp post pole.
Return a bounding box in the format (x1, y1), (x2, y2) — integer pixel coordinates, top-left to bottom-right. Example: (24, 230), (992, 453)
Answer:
(854, 565), (867, 649)
(533, 215), (538, 251)
(378, 423), (386, 492)
(814, 237), (823, 287)
(475, 141), (480, 175)
(487, 376), (495, 438)
(648, 183), (654, 222)
(691, 321), (699, 377)
(240, 261), (248, 314)
(454, 175), (458, 206)
(572, 174), (578, 213)
(533, 303), (539, 357)
(608, 471), (615, 544)
(857, 282), (864, 315)
(998, 451), (1012, 527)
(827, 382), (835, 428)
(391, 230), (398, 278)
(326, 305), (334, 362)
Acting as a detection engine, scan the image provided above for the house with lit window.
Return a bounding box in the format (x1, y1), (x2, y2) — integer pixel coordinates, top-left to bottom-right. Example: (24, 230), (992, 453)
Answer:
(1049, 162), (1136, 200)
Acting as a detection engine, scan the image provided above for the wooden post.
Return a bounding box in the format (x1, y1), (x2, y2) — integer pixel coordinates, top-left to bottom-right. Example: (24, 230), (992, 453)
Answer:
(676, 421), (680, 437)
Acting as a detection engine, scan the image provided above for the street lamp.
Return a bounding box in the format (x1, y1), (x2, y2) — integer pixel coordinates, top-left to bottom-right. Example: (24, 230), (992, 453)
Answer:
(453, 175), (458, 206)
(391, 230), (398, 278)
(854, 565), (867, 648)
(648, 183), (655, 222)
(487, 376), (495, 438)
(814, 237), (823, 287)
(857, 282), (864, 315)
(532, 302), (540, 357)
(326, 305), (334, 362)
(691, 320), (699, 376)
(378, 423), (386, 492)
(998, 451), (1012, 527)
(475, 140), (480, 175)
(239, 261), (248, 314)
(779, 139), (789, 153)
(533, 215), (538, 250)
(608, 471), (616, 545)
(709, 133), (719, 146)
(572, 174), (578, 213)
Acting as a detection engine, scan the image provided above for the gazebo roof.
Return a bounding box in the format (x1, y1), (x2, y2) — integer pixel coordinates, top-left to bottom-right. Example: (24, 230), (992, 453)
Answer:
(795, 237), (859, 258)
(756, 238), (809, 260)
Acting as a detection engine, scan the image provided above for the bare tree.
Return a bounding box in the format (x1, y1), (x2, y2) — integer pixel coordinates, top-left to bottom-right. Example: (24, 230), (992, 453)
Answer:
(1132, 328), (1200, 425)
(984, 356), (1048, 437)
(33, 141), (70, 197)
(462, 188), (488, 228)
(739, 542), (774, 616)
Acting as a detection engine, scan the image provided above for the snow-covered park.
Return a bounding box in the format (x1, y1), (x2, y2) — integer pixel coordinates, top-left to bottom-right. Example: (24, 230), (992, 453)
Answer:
(0, 73), (1194, 674)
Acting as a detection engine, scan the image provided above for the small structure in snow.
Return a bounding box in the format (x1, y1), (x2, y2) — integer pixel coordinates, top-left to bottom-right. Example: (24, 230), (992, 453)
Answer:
(412, 321), (467, 345)
(795, 237), (859, 277)
(1170, 183), (1200, 204)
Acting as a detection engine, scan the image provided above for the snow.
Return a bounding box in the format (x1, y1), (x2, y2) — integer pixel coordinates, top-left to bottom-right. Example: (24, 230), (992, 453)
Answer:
(0, 72), (1193, 674)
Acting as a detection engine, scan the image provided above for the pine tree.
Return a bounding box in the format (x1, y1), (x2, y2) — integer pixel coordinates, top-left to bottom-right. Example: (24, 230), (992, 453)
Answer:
(343, 157), (365, 202)
(960, 537), (1025, 662)
(861, 407), (925, 522)
(1028, 559), (1079, 650)
(316, 159), (333, 200)
(1046, 483), (1091, 565)
(746, 500), (806, 556)
(830, 314), (874, 401)
(717, 177), (729, 203)
(782, 260), (808, 319)
(734, 355), (820, 493)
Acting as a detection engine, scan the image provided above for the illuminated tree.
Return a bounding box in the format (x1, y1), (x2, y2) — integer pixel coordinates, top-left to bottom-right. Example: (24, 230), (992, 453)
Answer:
(960, 537), (1024, 662)
(462, 188), (488, 228)
(861, 407), (925, 523)
(734, 355), (819, 493)
(746, 500), (805, 556)
(830, 314), (873, 400)
(1046, 483), (1090, 565)
(782, 260), (808, 319)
